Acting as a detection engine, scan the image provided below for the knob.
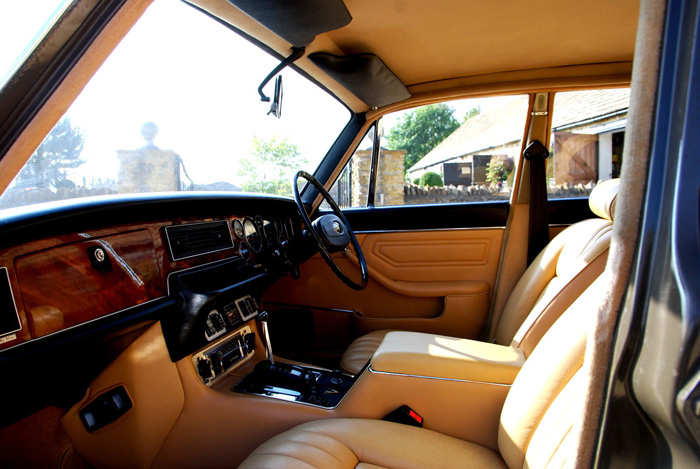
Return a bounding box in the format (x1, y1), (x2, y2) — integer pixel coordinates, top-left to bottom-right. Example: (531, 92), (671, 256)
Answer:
(197, 357), (213, 380)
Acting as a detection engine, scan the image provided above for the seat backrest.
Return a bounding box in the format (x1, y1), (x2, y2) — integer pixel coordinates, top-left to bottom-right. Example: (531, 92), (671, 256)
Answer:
(497, 274), (602, 468)
(493, 179), (619, 357)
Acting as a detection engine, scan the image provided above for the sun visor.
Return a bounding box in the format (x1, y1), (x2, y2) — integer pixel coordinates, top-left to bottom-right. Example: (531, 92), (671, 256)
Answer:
(227, 0), (352, 47)
(308, 53), (411, 108)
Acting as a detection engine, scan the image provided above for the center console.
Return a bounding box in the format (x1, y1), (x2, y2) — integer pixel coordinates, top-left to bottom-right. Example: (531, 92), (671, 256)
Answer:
(234, 361), (355, 408)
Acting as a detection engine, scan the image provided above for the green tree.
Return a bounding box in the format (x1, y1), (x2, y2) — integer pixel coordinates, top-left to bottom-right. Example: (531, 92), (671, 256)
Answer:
(16, 118), (85, 190)
(386, 103), (460, 173)
(419, 171), (444, 187)
(239, 136), (306, 196)
(463, 105), (481, 122)
(486, 157), (515, 187)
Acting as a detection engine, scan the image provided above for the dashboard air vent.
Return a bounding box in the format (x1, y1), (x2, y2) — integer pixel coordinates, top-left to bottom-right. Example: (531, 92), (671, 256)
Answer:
(165, 221), (234, 261)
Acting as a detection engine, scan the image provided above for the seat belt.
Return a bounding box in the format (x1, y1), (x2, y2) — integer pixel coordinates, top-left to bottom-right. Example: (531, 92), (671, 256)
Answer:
(523, 92), (551, 265)
(524, 140), (550, 264)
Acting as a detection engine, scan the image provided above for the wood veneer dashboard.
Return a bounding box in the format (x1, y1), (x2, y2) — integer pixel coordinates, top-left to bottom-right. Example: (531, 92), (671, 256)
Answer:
(0, 193), (305, 357)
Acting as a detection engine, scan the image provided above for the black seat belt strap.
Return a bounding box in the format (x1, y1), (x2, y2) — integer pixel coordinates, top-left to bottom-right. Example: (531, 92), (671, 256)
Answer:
(523, 140), (550, 265)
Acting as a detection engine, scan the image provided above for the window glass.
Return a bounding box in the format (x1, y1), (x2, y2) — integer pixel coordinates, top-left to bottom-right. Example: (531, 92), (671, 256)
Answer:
(376, 95), (529, 206)
(0, 1), (71, 89)
(547, 88), (630, 198)
(0, 0), (350, 211)
(326, 95), (529, 209)
(324, 127), (374, 209)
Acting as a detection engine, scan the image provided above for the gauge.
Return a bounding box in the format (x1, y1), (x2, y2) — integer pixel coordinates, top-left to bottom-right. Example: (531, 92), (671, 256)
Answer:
(254, 216), (267, 247)
(285, 218), (295, 237)
(264, 219), (276, 244)
(232, 219), (244, 239)
(244, 217), (261, 253)
(239, 241), (251, 261)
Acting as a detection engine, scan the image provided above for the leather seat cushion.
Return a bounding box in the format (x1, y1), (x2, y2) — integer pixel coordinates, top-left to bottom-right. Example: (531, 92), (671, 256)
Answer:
(340, 330), (392, 374)
(238, 418), (507, 469)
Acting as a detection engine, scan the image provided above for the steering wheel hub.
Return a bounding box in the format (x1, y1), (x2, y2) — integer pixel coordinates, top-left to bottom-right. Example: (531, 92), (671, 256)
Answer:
(313, 214), (351, 251)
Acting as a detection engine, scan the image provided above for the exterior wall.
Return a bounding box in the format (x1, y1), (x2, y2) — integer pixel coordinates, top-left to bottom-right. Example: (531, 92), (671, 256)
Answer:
(351, 149), (406, 206)
(117, 148), (180, 193)
(407, 140), (520, 184)
(550, 114), (626, 185)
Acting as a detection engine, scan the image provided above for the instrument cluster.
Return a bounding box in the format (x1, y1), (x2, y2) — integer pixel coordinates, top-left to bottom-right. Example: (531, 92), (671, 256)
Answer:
(231, 215), (295, 262)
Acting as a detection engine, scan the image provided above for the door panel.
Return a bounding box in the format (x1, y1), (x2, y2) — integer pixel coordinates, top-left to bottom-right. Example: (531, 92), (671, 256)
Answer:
(263, 209), (506, 365)
(357, 230), (501, 287)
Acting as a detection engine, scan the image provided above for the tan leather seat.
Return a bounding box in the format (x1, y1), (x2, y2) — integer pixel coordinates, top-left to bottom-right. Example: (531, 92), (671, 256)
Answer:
(339, 178), (620, 374)
(239, 274), (598, 468)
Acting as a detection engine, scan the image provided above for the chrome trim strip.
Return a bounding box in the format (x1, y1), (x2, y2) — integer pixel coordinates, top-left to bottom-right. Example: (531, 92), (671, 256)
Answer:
(354, 226), (506, 234)
(0, 295), (167, 352)
(263, 301), (358, 315)
(0, 267), (22, 338)
(368, 366), (512, 387)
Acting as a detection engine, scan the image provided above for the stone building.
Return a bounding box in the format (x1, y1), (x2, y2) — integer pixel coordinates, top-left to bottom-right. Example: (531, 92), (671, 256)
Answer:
(407, 89), (629, 187)
(328, 148), (406, 207)
(116, 122), (181, 193)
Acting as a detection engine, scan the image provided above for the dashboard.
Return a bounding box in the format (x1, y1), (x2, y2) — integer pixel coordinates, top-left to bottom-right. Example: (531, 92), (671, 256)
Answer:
(0, 193), (307, 360)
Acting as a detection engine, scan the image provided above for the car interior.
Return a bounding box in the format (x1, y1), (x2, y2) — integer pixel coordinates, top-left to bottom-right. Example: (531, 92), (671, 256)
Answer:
(1, 0), (700, 467)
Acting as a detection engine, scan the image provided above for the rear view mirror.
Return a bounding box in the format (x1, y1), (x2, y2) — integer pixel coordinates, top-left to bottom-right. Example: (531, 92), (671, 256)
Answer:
(268, 75), (283, 119)
(257, 47), (304, 119)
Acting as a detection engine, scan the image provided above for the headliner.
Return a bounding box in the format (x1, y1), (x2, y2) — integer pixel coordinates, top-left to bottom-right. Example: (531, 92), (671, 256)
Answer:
(196, 0), (640, 111)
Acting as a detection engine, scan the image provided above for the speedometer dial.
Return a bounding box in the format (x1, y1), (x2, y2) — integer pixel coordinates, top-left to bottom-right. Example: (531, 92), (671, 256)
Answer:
(243, 217), (261, 253)
(232, 219), (244, 239)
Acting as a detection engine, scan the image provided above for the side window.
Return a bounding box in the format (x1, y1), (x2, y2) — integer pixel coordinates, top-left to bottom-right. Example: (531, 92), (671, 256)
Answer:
(378, 95), (529, 206)
(324, 126), (374, 209)
(328, 95), (529, 209)
(547, 89), (630, 199)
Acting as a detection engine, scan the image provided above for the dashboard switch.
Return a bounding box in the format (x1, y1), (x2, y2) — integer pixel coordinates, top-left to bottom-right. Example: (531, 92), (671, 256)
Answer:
(79, 386), (132, 432)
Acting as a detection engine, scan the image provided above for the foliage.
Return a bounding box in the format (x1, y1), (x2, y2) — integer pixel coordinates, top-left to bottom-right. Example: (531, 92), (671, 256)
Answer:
(486, 157), (515, 186)
(239, 136), (305, 196)
(386, 104), (460, 173)
(15, 118), (85, 190)
(419, 171), (444, 187)
(462, 106), (481, 122)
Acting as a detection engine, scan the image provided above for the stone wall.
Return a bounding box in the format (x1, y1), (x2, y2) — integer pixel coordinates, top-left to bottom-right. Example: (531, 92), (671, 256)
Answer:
(351, 148), (406, 206)
(404, 183), (510, 204)
(403, 181), (596, 205)
(116, 148), (180, 193)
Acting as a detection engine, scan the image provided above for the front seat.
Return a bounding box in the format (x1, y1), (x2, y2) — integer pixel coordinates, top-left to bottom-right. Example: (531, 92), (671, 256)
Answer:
(239, 273), (601, 468)
(339, 178), (620, 374)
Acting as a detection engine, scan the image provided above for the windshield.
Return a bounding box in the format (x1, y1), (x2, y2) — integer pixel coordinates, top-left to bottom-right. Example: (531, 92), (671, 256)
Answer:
(0, 0), (350, 210)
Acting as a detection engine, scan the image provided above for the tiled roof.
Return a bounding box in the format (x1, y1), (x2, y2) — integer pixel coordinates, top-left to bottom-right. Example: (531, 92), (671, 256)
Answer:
(552, 88), (630, 128)
(409, 89), (630, 172)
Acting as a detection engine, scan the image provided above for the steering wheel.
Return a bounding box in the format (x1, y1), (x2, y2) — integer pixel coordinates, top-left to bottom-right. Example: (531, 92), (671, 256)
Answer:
(293, 170), (368, 290)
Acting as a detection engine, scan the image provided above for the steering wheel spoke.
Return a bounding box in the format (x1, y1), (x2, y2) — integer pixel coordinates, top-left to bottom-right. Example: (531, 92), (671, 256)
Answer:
(293, 171), (368, 290)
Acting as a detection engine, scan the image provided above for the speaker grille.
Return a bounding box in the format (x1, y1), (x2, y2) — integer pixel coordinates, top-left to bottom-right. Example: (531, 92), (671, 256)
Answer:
(164, 221), (234, 261)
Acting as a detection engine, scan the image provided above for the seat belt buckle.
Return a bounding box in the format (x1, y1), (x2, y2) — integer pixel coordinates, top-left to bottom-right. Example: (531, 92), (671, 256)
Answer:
(383, 405), (423, 427)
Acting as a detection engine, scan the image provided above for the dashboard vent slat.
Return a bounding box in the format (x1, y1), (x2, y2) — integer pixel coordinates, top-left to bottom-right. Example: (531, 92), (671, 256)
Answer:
(165, 221), (234, 261)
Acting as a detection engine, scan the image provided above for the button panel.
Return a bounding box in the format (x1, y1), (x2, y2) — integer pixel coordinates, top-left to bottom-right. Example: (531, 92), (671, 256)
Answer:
(193, 325), (255, 386)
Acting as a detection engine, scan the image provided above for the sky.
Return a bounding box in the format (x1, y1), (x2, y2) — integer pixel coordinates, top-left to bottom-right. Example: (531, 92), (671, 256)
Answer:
(2, 0), (350, 189)
(1, 0), (523, 192)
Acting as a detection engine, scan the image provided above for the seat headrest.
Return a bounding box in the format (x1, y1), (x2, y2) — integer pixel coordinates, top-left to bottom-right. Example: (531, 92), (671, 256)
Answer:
(588, 178), (620, 221)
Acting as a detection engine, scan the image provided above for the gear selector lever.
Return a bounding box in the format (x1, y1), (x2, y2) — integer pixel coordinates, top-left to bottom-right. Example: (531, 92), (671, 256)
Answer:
(258, 310), (274, 364)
